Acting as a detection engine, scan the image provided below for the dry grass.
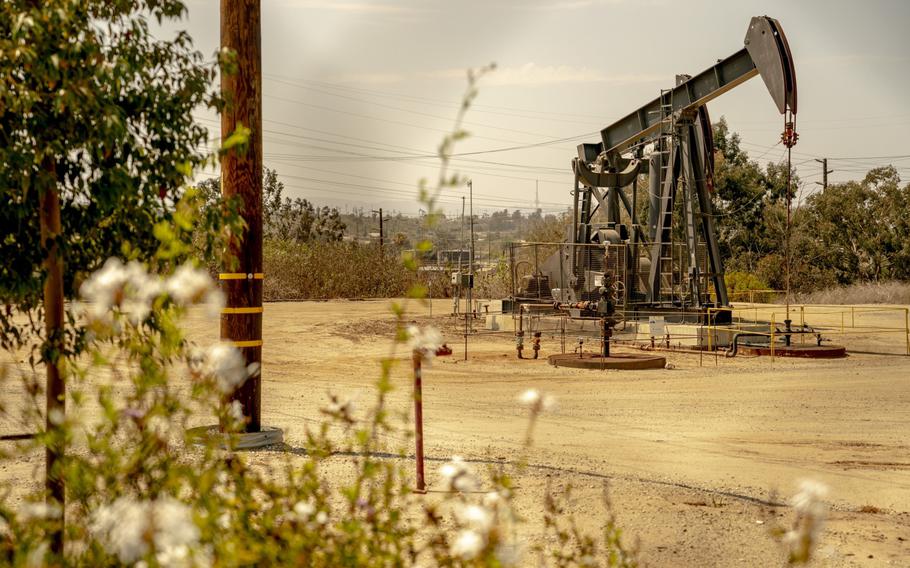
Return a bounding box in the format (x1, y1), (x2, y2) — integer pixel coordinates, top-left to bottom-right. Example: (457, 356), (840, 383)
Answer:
(857, 505), (882, 514)
(264, 240), (449, 300)
(795, 281), (910, 305)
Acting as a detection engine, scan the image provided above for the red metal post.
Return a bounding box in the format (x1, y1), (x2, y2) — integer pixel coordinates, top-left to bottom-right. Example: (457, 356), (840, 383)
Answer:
(412, 352), (426, 493)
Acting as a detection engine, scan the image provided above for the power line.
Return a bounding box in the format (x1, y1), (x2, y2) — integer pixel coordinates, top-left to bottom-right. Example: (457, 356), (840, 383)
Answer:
(264, 92), (585, 152)
(267, 170), (568, 208)
(197, 171), (567, 212)
(263, 73), (614, 123)
(195, 113), (590, 165)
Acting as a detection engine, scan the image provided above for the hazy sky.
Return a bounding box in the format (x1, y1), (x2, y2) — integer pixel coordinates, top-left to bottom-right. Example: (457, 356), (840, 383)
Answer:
(167, 0), (910, 215)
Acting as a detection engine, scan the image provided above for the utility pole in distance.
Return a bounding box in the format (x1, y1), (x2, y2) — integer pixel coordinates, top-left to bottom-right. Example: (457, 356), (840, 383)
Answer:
(372, 208), (386, 258)
(221, 0), (263, 432)
(469, 180), (475, 278)
(468, 179), (474, 322)
(815, 158), (833, 191)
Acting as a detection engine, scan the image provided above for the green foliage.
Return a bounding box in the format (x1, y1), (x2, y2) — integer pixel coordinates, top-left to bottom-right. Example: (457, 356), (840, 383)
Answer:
(525, 212), (571, 243)
(711, 118), (910, 295)
(711, 118), (791, 274)
(724, 271), (774, 303)
(801, 166), (910, 283)
(0, 255), (639, 566)
(0, 6), (833, 558)
(199, 168), (347, 244)
(0, 0), (218, 351)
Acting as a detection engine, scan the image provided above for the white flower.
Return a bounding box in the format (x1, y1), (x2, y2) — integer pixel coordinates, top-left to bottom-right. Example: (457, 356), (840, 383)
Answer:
(166, 263), (225, 319)
(155, 544), (189, 567)
(48, 408), (65, 426)
(80, 258), (130, 319)
(315, 511), (328, 525)
(213, 472), (233, 500)
(90, 496), (199, 566)
(26, 542), (48, 568)
(451, 529), (484, 559)
(90, 497), (150, 563)
(166, 264), (214, 306)
(202, 288), (226, 319)
(147, 415), (172, 439)
(518, 389), (540, 406)
(517, 389), (556, 413)
(791, 479), (829, 517)
(20, 501), (61, 521)
(80, 258), (162, 325)
(121, 268), (163, 325)
(784, 479), (830, 562)
(483, 491), (505, 509)
(228, 400), (245, 426)
(293, 499), (315, 521)
(203, 342), (251, 394)
(439, 455), (476, 492)
(322, 394), (356, 423)
(152, 498), (198, 562)
(455, 504), (493, 534)
(407, 325), (443, 360)
(217, 511), (231, 530)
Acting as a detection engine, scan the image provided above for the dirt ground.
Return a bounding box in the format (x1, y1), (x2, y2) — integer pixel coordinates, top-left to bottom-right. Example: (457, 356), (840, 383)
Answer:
(3, 298), (909, 566)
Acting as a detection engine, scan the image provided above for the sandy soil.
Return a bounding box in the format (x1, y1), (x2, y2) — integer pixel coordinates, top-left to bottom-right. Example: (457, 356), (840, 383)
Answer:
(3, 299), (909, 566)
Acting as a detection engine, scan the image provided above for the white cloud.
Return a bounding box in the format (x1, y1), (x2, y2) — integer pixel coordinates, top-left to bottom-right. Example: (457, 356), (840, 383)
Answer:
(324, 72), (408, 84)
(427, 63), (663, 87)
(531, 0), (663, 10)
(278, 0), (411, 14)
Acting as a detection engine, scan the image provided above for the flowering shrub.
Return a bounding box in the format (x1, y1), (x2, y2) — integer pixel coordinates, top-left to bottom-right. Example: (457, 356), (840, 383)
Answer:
(770, 479), (830, 564)
(0, 42), (829, 565)
(0, 256), (641, 566)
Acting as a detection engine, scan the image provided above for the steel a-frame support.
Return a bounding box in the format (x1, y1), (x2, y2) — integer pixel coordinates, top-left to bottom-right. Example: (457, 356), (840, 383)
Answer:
(646, 116), (728, 307)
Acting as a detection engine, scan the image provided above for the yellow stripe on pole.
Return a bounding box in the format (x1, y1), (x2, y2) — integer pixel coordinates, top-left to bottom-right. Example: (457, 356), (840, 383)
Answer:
(222, 307), (264, 314)
(232, 339), (263, 348)
(219, 272), (265, 280)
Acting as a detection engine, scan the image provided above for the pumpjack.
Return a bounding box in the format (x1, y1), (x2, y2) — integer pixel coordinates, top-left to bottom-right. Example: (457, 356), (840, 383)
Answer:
(517, 16), (797, 324)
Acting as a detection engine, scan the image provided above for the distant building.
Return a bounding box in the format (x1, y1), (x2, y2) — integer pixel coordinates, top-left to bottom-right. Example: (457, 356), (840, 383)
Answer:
(436, 249), (470, 266)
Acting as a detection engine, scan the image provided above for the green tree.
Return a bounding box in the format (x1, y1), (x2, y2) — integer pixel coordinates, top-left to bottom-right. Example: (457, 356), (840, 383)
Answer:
(200, 167), (347, 243)
(801, 166), (909, 284)
(711, 117), (805, 289)
(0, 0), (218, 350)
(711, 117), (774, 271)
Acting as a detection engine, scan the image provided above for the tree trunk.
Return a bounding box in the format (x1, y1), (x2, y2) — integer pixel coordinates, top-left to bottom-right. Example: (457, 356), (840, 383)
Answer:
(40, 158), (65, 554)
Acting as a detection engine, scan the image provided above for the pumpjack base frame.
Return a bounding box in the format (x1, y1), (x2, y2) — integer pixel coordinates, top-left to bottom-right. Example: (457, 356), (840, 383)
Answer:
(623, 304), (733, 325)
(187, 425), (284, 450)
(738, 344), (847, 358)
(548, 352), (666, 370)
(505, 297), (733, 326)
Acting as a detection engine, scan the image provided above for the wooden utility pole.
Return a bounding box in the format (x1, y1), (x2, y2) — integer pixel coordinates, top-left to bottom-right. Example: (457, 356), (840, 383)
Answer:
(40, 158), (65, 554)
(372, 208), (384, 258)
(221, 0), (263, 432)
(814, 158), (833, 191)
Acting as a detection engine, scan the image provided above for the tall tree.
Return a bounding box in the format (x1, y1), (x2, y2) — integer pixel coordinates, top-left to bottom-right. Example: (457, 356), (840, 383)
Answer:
(802, 166), (909, 284)
(0, 0), (219, 550)
(0, 0), (218, 345)
(200, 167), (346, 243)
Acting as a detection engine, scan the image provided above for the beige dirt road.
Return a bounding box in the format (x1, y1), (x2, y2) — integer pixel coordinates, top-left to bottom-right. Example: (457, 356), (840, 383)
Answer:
(237, 299), (909, 567)
(2, 299), (909, 566)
